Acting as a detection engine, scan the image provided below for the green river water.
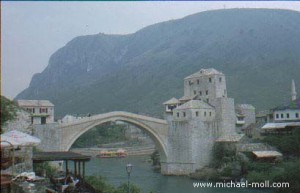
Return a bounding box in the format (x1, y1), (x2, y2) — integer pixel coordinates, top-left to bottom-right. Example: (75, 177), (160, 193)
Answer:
(85, 155), (270, 193)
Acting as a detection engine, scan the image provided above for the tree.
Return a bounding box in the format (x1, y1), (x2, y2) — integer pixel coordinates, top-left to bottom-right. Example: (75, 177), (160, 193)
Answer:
(0, 96), (17, 132)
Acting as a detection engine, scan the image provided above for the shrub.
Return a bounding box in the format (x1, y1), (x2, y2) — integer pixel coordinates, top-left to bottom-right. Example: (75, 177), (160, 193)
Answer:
(85, 175), (142, 193)
(85, 175), (115, 193)
(114, 183), (141, 193)
(33, 162), (57, 177)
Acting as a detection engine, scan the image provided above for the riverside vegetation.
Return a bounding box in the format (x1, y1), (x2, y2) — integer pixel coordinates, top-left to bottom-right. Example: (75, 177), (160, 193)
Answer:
(190, 129), (300, 193)
(1, 96), (17, 132)
(85, 176), (142, 193)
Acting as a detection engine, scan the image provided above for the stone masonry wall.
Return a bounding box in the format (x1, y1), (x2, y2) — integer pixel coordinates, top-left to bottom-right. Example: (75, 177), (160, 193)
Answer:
(163, 117), (218, 175)
(2, 109), (31, 134)
(33, 123), (62, 151)
(212, 97), (236, 136)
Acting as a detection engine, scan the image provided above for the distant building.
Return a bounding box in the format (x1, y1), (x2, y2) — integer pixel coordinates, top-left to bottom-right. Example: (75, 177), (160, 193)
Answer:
(261, 80), (300, 134)
(235, 104), (256, 133)
(272, 98), (300, 122)
(17, 100), (54, 125)
(61, 115), (83, 123)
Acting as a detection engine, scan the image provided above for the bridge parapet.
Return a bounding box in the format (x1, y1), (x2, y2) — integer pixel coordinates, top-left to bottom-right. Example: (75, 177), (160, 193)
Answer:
(60, 111), (167, 127)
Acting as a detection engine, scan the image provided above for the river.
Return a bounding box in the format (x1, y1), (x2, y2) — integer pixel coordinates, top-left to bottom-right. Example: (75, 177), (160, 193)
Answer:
(85, 155), (269, 193)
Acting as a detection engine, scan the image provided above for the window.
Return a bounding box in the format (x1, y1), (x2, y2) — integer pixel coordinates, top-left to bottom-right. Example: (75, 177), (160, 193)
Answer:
(204, 111), (207, 116)
(199, 91), (202, 96)
(287, 113), (290, 119)
(193, 90), (196, 95)
(196, 111), (199, 117)
(207, 98), (209, 103)
(168, 105), (176, 111)
(177, 112), (179, 117)
(296, 113), (299, 118)
(206, 90), (208, 95)
(209, 112), (212, 116)
(209, 78), (212, 83)
(40, 108), (48, 113)
(281, 114), (284, 118)
(276, 114), (279, 119)
(219, 77), (222, 82)
(183, 112), (186, 117)
(26, 108), (35, 113)
(197, 79), (200, 84)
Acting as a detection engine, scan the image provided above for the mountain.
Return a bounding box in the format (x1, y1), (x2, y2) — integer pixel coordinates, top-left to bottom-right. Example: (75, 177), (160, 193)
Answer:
(16, 9), (300, 118)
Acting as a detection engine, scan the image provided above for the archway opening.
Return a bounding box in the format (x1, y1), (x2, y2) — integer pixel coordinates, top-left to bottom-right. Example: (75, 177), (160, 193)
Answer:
(67, 119), (167, 170)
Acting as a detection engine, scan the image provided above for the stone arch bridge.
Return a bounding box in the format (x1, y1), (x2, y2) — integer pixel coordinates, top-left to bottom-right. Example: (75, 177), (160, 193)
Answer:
(59, 111), (168, 161)
(33, 111), (202, 175)
(33, 111), (177, 174)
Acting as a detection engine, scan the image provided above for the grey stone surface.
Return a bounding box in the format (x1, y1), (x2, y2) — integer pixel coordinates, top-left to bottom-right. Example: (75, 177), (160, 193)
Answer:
(33, 123), (62, 151)
(2, 109), (31, 134)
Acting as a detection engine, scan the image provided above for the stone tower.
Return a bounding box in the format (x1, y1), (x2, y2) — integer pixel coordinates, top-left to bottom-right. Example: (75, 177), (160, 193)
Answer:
(292, 79), (297, 101)
(162, 68), (239, 175)
(183, 68), (227, 102)
(183, 68), (236, 135)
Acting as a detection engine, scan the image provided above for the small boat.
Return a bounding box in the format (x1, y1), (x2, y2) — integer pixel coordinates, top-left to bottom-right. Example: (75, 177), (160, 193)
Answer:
(97, 149), (127, 158)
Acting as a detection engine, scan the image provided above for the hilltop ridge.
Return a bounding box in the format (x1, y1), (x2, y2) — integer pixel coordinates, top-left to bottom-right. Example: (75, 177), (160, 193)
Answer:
(16, 9), (300, 118)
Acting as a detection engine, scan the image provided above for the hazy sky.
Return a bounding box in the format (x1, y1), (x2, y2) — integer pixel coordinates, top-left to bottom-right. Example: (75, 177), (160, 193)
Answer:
(2, 1), (300, 99)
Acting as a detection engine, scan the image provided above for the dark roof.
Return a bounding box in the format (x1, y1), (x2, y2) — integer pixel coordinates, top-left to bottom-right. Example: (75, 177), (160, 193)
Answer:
(273, 98), (300, 110)
(33, 151), (91, 163)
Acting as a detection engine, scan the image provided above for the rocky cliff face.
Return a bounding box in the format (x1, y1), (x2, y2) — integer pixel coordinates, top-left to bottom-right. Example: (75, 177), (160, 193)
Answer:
(16, 9), (300, 118)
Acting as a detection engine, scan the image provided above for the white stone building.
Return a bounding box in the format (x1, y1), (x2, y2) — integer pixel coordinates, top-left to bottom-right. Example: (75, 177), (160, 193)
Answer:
(261, 80), (300, 134)
(61, 115), (83, 123)
(17, 100), (55, 125)
(273, 99), (300, 122)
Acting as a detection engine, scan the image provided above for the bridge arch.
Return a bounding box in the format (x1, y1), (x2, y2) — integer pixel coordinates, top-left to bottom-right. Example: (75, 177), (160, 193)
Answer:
(60, 112), (168, 162)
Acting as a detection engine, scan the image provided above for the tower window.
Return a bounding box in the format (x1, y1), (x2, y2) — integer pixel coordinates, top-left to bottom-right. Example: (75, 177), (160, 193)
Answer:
(209, 78), (212, 83)
(219, 77), (222, 82)
(197, 79), (200, 84)
(207, 98), (209, 103)
(209, 112), (212, 116)
(193, 90), (196, 95)
(206, 90), (208, 95)
(199, 91), (202, 96)
(177, 112), (179, 117)
(183, 112), (186, 117)
(196, 111), (199, 117)
(204, 111), (207, 116)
